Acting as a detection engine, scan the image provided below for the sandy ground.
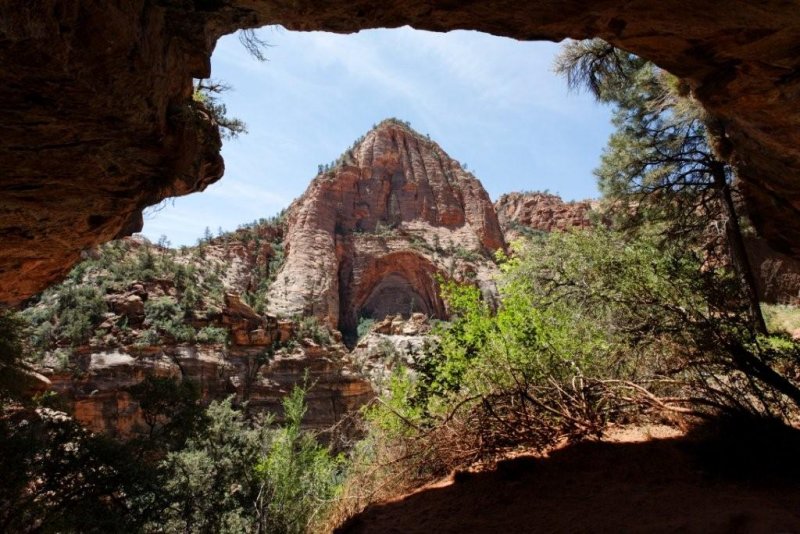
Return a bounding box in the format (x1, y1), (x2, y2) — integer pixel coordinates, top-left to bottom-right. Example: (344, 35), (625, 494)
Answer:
(336, 424), (800, 533)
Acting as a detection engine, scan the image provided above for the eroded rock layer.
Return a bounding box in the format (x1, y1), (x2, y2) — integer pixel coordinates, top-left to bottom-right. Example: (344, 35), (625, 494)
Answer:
(495, 192), (595, 241)
(267, 119), (504, 339)
(3, 1), (800, 303)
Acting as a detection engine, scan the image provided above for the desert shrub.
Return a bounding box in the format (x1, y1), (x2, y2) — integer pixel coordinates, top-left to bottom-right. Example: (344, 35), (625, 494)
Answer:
(0, 407), (162, 532)
(157, 387), (343, 534)
(136, 327), (161, 347)
(196, 326), (229, 344)
(128, 376), (205, 450)
(0, 311), (38, 402)
(255, 386), (346, 533)
(296, 316), (332, 345)
(144, 297), (195, 343)
(53, 285), (107, 345)
(356, 316), (375, 340)
(349, 227), (800, 511)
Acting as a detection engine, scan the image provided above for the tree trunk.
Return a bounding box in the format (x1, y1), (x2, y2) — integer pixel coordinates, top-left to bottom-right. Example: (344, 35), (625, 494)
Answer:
(711, 163), (768, 335)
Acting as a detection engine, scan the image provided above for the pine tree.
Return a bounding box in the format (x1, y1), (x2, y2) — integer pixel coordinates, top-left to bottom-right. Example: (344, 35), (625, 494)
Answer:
(555, 39), (766, 334)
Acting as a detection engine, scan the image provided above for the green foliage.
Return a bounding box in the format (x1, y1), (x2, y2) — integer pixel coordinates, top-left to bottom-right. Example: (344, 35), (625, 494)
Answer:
(367, 228), (800, 479)
(129, 376), (205, 450)
(144, 297), (195, 343)
(0, 311), (39, 403)
(356, 316), (375, 339)
(763, 304), (800, 336)
(193, 80), (247, 140)
(255, 386), (346, 533)
(2, 376), (345, 533)
(0, 407), (161, 532)
(555, 38), (766, 334)
(157, 398), (272, 533)
(158, 387), (343, 533)
(54, 285), (107, 345)
(296, 316), (332, 345)
(196, 325), (229, 344)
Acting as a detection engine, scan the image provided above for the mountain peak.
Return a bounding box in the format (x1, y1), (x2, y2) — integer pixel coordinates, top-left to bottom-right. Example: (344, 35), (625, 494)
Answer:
(268, 122), (506, 339)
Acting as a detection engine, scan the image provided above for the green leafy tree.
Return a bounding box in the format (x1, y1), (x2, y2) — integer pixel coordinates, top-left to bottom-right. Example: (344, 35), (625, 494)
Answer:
(255, 385), (346, 533)
(0, 311), (43, 403)
(555, 39), (767, 334)
(157, 398), (271, 533)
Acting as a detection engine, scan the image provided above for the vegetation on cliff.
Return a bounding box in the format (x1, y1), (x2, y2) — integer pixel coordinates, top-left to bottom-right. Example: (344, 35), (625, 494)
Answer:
(19, 217), (285, 364)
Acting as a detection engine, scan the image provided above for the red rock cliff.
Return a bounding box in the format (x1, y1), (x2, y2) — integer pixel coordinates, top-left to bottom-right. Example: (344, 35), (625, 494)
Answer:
(267, 120), (505, 338)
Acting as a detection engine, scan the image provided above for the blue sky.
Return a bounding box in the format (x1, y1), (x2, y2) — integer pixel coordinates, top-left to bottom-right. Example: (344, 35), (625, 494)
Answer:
(142, 26), (614, 246)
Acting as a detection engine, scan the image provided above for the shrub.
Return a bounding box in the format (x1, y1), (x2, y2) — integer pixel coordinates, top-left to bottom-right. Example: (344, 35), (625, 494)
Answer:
(255, 386), (346, 533)
(144, 297), (195, 342)
(54, 285), (107, 345)
(356, 316), (375, 340)
(296, 316), (332, 345)
(196, 326), (228, 344)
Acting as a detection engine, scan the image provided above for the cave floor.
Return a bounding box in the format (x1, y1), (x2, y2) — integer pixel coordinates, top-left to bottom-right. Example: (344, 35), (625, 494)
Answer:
(336, 424), (800, 533)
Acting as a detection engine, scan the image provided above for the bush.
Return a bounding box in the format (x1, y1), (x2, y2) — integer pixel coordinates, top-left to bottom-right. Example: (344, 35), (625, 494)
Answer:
(350, 227), (800, 506)
(144, 297), (195, 343)
(296, 316), (332, 345)
(196, 326), (229, 344)
(356, 316), (375, 340)
(54, 285), (107, 345)
(255, 386), (346, 533)
(157, 387), (343, 533)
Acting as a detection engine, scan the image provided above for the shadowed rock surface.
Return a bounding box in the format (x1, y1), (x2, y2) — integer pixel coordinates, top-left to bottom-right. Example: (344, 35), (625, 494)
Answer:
(3, 1), (800, 303)
(336, 425), (800, 533)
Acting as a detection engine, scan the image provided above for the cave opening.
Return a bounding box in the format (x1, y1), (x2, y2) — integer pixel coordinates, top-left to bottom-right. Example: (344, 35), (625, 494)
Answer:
(360, 273), (432, 321)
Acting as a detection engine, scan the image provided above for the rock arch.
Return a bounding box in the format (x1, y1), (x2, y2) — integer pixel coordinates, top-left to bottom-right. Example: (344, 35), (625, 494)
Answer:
(3, 1), (800, 302)
(341, 251), (446, 339)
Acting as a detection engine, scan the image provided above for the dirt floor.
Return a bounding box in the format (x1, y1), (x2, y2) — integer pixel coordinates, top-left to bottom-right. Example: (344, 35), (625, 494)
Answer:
(336, 424), (800, 533)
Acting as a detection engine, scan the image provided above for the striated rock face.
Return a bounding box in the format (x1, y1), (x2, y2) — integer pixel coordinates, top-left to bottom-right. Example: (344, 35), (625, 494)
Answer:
(4, 1), (800, 304)
(40, 291), (373, 439)
(46, 332), (374, 439)
(495, 192), (595, 241)
(267, 120), (504, 340)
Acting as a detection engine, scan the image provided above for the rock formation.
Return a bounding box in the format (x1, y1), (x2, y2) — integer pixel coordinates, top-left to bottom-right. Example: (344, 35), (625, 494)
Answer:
(4, 1), (800, 304)
(495, 192), (595, 241)
(349, 313), (435, 391)
(746, 238), (800, 305)
(23, 227), (373, 438)
(266, 119), (505, 342)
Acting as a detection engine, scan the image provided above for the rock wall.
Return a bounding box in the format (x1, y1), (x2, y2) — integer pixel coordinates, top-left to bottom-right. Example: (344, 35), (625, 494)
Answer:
(495, 192), (595, 241)
(747, 237), (800, 305)
(41, 296), (373, 439)
(267, 120), (505, 339)
(24, 229), (373, 438)
(3, 1), (800, 304)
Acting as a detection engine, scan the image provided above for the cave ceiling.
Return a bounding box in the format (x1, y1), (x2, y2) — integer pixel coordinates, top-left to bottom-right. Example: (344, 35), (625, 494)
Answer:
(1, 0), (799, 304)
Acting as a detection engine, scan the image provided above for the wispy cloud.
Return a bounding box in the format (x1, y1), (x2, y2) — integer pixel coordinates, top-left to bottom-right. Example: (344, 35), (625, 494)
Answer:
(141, 27), (612, 246)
